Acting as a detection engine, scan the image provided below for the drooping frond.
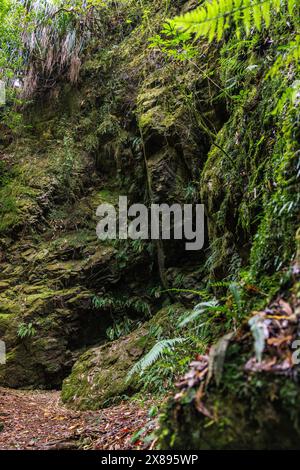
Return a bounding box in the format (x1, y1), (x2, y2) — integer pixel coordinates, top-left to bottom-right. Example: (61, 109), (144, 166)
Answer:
(178, 300), (220, 328)
(127, 338), (185, 379)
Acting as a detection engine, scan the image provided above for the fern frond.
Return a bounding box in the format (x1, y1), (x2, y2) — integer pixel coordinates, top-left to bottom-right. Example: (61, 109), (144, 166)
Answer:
(252, 2), (262, 31)
(171, 0), (299, 42)
(161, 287), (207, 297)
(288, 0), (296, 14)
(243, 0), (252, 35)
(178, 300), (221, 327)
(127, 338), (185, 379)
(261, 0), (271, 27)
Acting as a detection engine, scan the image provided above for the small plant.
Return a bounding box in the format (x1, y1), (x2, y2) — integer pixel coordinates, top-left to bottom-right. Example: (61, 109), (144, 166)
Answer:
(128, 281), (247, 395)
(92, 294), (151, 317)
(149, 23), (197, 62)
(17, 322), (36, 340)
(55, 133), (77, 190)
(106, 317), (137, 341)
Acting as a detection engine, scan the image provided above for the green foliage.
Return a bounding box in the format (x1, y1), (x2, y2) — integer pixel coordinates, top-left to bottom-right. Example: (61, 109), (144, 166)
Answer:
(178, 300), (219, 328)
(149, 23), (197, 61)
(92, 294), (151, 317)
(55, 133), (77, 188)
(127, 338), (185, 380)
(0, 0), (105, 106)
(17, 322), (37, 340)
(129, 281), (248, 396)
(170, 0), (298, 41)
(176, 283), (246, 339)
(0, 0), (24, 74)
(0, 0), (27, 131)
(0, 161), (11, 187)
(162, 287), (210, 298)
(106, 317), (137, 341)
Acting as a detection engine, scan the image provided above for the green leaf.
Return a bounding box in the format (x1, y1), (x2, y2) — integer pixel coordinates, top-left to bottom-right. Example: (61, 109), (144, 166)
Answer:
(249, 315), (267, 363)
(208, 332), (235, 386)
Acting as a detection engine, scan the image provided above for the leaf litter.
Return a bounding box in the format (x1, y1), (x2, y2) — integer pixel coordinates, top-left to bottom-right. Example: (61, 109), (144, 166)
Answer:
(0, 388), (157, 450)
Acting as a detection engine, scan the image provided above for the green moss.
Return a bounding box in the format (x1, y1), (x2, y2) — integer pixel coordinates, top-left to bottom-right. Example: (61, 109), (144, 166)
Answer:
(157, 339), (300, 450)
(0, 313), (15, 338)
(61, 330), (148, 410)
(61, 305), (185, 410)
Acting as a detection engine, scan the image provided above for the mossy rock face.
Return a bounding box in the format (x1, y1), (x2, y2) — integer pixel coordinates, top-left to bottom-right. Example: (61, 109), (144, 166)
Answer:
(0, 280), (144, 388)
(0, 0), (299, 435)
(0, 137), (152, 390)
(158, 378), (300, 450)
(0, 135), (87, 235)
(0, 338), (72, 389)
(0, 314), (16, 340)
(61, 326), (148, 410)
(62, 305), (184, 410)
(0, 286), (91, 388)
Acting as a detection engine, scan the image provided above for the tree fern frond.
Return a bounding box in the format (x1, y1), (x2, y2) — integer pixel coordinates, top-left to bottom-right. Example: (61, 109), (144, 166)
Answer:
(242, 0), (252, 35)
(267, 34), (300, 80)
(217, 15), (225, 41)
(272, 0), (281, 12)
(288, 0), (296, 14)
(171, 0), (299, 42)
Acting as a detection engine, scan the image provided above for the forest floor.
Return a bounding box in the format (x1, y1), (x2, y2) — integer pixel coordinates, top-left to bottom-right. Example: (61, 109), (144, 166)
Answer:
(0, 388), (157, 450)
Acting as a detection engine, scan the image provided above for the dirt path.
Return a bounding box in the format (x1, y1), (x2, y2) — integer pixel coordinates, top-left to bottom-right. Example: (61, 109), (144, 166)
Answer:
(0, 388), (156, 450)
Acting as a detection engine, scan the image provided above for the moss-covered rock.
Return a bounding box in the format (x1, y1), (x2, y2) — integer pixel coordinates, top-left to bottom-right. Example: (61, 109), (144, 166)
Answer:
(0, 128), (154, 389)
(157, 275), (300, 450)
(61, 305), (184, 409)
(61, 326), (149, 409)
(158, 376), (300, 450)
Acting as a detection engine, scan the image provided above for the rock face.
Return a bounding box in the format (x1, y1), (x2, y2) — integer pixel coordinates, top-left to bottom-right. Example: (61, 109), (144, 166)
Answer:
(61, 329), (148, 410)
(0, 0), (300, 450)
(158, 375), (300, 450)
(61, 305), (185, 409)
(0, 2), (206, 390)
(0, 136), (154, 388)
(158, 339), (300, 449)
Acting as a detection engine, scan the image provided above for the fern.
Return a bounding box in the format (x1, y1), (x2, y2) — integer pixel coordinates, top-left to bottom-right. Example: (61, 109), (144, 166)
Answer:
(92, 295), (151, 316)
(17, 322), (36, 339)
(178, 300), (220, 328)
(161, 287), (210, 297)
(229, 282), (243, 318)
(127, 338), (185, 380)
(170, 0), (298, 42)
(267, 35), (300, 81)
